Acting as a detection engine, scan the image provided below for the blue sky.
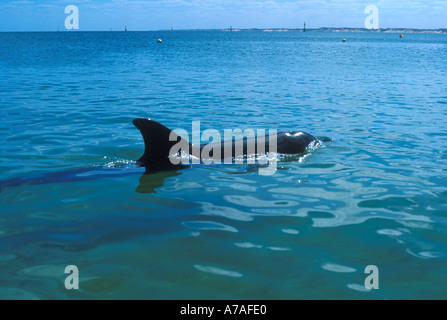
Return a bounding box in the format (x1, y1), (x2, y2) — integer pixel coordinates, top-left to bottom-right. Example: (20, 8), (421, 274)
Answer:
(0, 0), (446, 31)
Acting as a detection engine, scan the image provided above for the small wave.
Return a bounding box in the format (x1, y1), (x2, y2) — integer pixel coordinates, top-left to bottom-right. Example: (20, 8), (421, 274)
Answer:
(102, 158), (138, 168)
(322, 263), (357, 273)
(194, 265), (243, 278)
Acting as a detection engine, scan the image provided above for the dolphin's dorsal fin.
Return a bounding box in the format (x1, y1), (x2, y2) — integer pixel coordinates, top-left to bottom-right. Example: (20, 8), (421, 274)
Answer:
(133, 118), (190, 169)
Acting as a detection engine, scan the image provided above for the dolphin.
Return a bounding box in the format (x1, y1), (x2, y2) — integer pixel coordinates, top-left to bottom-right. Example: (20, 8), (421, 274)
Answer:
(132, 118), (327, 172)
(0, 120), (329, 195)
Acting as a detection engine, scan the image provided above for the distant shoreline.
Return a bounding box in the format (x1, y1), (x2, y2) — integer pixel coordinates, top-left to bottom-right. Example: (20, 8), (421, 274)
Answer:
(222, 27), (447, 34)
(1, 27), (446, 33)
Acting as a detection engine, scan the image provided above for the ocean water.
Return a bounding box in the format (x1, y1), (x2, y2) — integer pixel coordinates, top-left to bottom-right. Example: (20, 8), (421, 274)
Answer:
(0, 30), (446, 300)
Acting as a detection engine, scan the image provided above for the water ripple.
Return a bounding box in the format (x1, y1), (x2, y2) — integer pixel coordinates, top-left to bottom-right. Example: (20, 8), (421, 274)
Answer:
(1, 31), (447, 299)
(322, 263), (357, 273)
(194, 265), (243, 278)
(183, 221), (238, 233)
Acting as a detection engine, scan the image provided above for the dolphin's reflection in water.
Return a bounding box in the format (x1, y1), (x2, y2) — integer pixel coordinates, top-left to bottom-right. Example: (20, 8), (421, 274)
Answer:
(135, 153), (320, 194)
(0, 164), (255, 195)
(136, 169), (184, 194)
(0, 156), (317, 195)
(0, 165), (176, 195)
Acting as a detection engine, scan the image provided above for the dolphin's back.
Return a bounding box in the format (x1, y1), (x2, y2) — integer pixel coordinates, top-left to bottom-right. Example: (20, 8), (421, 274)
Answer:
(276, 131), (317, 154)
(133, 119), (319, 170)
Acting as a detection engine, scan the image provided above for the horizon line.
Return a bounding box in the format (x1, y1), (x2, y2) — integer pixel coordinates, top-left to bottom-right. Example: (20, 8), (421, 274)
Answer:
(1, 27), (447, 33)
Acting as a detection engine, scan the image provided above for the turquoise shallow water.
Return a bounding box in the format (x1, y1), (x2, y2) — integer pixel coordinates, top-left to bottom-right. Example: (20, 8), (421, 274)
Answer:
(0, 31), (447, 299)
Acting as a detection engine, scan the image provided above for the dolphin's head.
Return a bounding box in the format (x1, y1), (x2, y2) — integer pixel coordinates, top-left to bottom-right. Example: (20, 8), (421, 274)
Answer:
(276, 131), (317, 154)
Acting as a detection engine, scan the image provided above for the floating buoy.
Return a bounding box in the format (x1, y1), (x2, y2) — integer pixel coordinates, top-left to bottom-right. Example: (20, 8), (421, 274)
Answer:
(157, 39), (162, 43)
(399, 34), (404, 38)
(342, 38), (347, 43)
